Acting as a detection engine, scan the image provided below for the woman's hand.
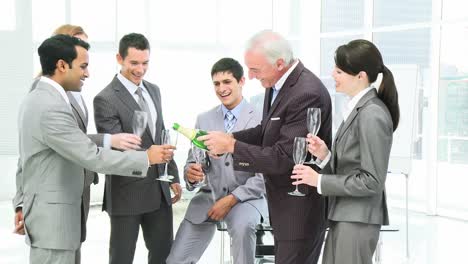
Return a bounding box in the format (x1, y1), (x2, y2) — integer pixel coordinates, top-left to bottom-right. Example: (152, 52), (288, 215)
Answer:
(291, 164), (319, 187)
(306, 134), (329, 161)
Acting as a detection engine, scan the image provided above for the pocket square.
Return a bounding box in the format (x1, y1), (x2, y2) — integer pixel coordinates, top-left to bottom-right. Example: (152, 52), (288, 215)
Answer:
(270, 117), (280, 120)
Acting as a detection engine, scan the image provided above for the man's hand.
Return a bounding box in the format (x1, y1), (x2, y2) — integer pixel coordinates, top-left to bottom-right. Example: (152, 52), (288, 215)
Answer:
(170, 183), (182, 204)
(146, 144), (175, 165)
(207, 194), (238, 221)
(185, 163), (204, 183)
(13, 209), (25, 235)
(111, 133), (142, 150)
(198, 131), (235, 156)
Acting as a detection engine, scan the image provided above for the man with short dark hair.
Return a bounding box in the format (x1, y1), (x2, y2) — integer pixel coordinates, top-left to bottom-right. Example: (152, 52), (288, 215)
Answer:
(94, 33), (182, 264)
(166, 57), (267, 264)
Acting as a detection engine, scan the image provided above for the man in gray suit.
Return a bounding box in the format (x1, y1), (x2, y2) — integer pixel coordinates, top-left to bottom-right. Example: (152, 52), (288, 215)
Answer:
(94, 33), (182, 264)
(17, 35), (174, 264)
(13, 31), (142, 264)
(166, 58), (268, 264)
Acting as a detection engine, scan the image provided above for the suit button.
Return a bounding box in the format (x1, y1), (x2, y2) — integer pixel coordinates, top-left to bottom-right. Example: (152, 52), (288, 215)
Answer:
(225, 162), (230, 166)
(222, 187), (227, 192)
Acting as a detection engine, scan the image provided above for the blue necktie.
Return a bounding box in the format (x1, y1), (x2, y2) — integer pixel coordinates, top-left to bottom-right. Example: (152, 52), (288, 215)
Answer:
(225, 110), (236, 133)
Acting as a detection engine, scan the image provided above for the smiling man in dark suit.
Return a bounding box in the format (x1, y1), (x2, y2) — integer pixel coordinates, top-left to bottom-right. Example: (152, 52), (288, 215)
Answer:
(94, 33), (182, 264)
(200, 30), (333, 263)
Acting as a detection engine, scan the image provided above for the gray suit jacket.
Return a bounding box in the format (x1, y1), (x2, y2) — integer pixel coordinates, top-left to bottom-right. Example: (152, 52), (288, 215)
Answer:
(184, 101), (268, 224)
(322, 89), (392, 225)
(18, 80), (149, 251)
(13, 79), (104, 242)
(94, 75), (179, 216)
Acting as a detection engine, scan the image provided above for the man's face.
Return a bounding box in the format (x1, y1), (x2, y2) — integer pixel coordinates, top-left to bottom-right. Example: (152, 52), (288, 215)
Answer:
(62, 46), (89, 92)
(117, 47), (150, 85)
(244, 50), (280, 88)
(212, 71), (244, 110)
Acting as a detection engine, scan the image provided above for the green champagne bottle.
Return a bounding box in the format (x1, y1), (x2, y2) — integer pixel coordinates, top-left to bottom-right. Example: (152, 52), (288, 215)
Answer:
(172, 123), (208, 150)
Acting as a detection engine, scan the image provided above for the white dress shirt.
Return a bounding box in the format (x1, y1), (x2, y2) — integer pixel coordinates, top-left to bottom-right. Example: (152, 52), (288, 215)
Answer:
(117, 73), (157, 137)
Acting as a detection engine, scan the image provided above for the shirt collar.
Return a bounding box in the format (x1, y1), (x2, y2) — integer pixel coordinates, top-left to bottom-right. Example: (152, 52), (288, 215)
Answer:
(221, 98), (245, 119)
(273, 59), (299, 91)
(342, 86), (376, 121)
(117, 73), (146, 95)
(40, 76), (70, 105)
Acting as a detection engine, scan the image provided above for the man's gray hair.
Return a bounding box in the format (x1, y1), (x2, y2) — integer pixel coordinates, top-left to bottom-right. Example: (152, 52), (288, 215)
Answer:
(246, 30), (295, 66)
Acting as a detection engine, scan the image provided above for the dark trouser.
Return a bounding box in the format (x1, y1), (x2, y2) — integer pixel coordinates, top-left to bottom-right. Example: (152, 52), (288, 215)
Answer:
(274, 228), (326, 264)
(108, 203), (173, 264)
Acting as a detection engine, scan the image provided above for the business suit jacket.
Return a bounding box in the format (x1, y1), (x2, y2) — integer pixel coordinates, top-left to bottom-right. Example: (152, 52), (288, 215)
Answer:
(232, 61), (333, 240)
(184, 102), (268, 224)
(94, 75), (179, 216)
(17, 80), (149, 251)
(321, 89), (392, 225)
(13, 80), (104, 242)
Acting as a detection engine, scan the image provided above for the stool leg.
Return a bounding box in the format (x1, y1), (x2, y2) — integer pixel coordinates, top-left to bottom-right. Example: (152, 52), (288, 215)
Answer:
(220, 230), (224, 264)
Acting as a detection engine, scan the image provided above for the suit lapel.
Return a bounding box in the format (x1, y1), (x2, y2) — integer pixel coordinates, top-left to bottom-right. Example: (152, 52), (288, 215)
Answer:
(261, 61), (305, 134)
(331, 89), (378, 170)
(112, 76), (154, 143)
(333, 89), (378, 146)
(67, 92), (87, 131)
(235, 101), (255, 131)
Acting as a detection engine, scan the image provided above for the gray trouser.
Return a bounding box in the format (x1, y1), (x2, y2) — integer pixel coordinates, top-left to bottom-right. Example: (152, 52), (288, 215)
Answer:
(167, 202), (261, 264)
(30, 246), (76, 264)
(322, 221), (381, 264)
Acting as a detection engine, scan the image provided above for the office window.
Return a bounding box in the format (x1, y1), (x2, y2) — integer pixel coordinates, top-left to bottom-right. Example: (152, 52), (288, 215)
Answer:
(218, 0), (273, 45)
(71, 0), (116, 42)
(0, 0), (15, 31)
(437, 25), (468, 217)
(32, 0), (65, 42)
(442, 0), (468, 21)
(374, 0), (432, 27)
(117, 0), (148, 37)
(150, 0), (217, 44)
(321, 0), (364, 32)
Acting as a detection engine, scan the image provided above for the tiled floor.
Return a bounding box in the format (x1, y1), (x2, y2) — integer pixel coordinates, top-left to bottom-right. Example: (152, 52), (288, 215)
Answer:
(1, 199), (466, 263)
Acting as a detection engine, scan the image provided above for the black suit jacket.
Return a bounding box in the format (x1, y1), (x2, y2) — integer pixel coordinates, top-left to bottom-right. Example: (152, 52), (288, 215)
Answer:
(93, 75), (179, 216)
(233, 61), (332, 240)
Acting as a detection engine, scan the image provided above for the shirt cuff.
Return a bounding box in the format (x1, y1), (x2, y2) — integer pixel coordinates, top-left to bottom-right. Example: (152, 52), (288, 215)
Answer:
(315, 151), (331, 169)
(103, 134), (111, 149)
(317, 174), (323, 194)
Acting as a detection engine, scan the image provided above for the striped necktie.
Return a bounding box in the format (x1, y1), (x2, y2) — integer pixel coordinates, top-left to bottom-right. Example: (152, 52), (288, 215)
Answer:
(225, 110), (236, 133)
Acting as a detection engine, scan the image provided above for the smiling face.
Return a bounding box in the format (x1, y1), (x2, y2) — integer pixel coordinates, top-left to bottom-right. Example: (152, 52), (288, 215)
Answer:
(62, 46), (89, 92)
(212, 71), (244, 110)
(244, 50), (283, 88)
(117, 47), (149, 85)
(332, 66), (366, 97)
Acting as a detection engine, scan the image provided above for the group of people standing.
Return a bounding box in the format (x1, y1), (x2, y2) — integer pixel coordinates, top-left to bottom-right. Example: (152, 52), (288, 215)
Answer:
(13, 24), (399, 264)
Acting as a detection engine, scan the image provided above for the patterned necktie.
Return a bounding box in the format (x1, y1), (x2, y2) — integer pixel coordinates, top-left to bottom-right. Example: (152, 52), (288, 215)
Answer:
(225, 110), (236, 133)
(135, 87), (154, 139)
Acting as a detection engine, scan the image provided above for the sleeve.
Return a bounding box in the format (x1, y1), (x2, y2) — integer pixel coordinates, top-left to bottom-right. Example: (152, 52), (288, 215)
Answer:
(93, 94), (124, 134)
(231, 172), (266, 202)
(12, 158), (24, 210)
(183, 115), (200, 191)
(232, 91), (320, 177)
(41, 104), (149, 177)
(321, 104), (393, 197)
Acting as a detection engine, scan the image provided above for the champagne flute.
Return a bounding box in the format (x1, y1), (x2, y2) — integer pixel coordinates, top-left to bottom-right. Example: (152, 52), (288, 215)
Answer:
(190, 143), (208, 188)
(288, 137), (307, 196)
(304, 108), (321, 165)
(132, 111), (148, 137)
(156, 129), (178, 182)
(132, 111), (148, 150)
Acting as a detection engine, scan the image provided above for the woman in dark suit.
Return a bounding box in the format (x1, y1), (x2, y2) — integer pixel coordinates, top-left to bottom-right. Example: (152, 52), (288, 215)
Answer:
(291, 39), (400, 264)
